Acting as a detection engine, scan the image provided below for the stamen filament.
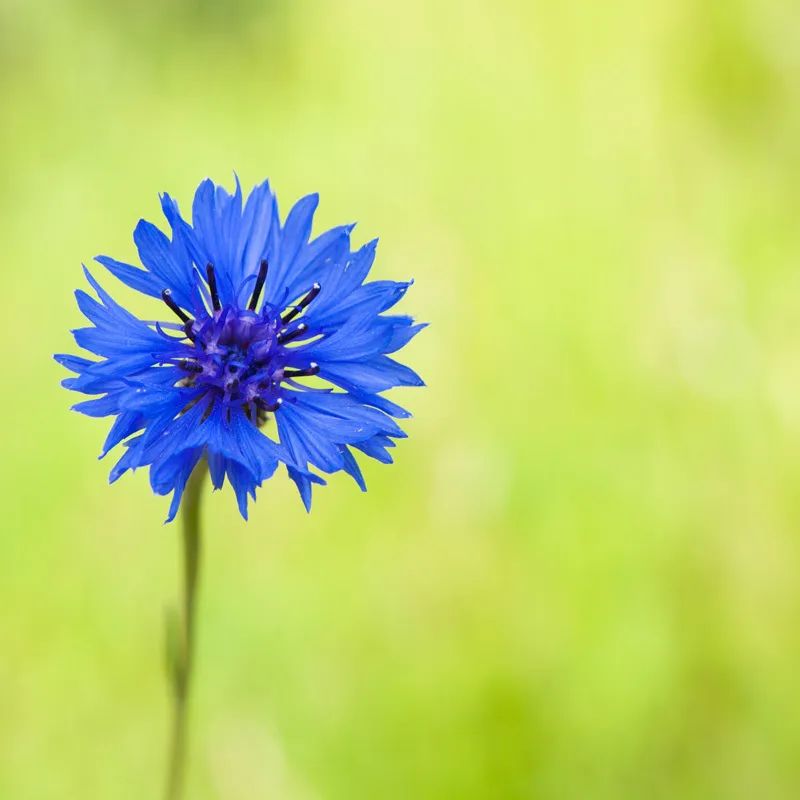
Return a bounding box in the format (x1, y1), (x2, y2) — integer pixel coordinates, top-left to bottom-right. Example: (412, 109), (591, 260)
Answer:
(161, 289), (191, 324)
(206, 263), (221, 311)
(283, 363), (320, 378)
(277, 322), (308, 345)
(248, 259), (269, 311)
(281, 282), (321, 324)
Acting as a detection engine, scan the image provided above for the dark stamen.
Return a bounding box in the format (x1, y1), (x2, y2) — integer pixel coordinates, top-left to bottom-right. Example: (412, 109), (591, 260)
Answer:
(206, 263), (221, 311)
(161, 289), (191, 323)
(282, 363), (320, 379)
(282, 282), (321, 324)
(261, 397), (283, 412)
(248, 259), (269, 311)
(200, 397), (216, 423)
(277, 322), (308, 345)
(179, 360), (203, 373)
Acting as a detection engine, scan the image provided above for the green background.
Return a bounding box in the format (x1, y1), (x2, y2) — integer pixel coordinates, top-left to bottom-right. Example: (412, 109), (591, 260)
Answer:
(3, 0), (800, 797)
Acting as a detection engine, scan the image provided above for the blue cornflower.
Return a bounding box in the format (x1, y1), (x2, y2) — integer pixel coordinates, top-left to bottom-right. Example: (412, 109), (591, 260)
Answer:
(56, 177), (424, 521)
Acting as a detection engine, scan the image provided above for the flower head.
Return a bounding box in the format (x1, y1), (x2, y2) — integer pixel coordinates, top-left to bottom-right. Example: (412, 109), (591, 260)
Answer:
(56, 177), (424, 520)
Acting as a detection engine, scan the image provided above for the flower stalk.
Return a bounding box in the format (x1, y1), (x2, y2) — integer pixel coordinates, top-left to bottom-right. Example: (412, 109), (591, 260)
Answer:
(165, 459), (208, 800)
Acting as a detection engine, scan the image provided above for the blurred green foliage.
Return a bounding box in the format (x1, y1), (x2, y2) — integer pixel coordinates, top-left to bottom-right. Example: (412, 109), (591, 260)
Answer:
(3, 0), (800, 797)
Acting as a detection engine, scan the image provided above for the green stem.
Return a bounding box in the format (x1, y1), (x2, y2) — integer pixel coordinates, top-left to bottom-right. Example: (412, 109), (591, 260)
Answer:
(165, 459), (208, 800)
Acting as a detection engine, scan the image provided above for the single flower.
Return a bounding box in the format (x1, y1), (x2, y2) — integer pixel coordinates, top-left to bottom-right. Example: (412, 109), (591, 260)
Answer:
(56, 177), (424, 520)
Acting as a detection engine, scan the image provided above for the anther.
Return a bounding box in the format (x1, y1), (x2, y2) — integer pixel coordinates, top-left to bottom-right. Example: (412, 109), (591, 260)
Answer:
(277, 322), (308, 345)
(282, 282), (321, 324)
(206, 263), (220, 311)
(161, 289), (191, 324)
(282, 363), (320, 379)
(248, 259), (269, 311)
(262, 397), (283, 412)
(179, 360), (203, 373)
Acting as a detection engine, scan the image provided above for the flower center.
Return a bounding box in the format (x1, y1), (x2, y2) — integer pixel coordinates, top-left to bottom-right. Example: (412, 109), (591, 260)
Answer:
(161, 261), (320, 420)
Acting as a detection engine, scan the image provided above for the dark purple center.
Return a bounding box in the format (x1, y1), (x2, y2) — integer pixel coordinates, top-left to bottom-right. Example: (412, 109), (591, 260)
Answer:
(162, 261), (320, 420)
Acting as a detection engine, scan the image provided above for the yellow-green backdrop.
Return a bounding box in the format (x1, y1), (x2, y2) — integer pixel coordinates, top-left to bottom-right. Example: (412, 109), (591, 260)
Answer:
(3, 0), (800, 797)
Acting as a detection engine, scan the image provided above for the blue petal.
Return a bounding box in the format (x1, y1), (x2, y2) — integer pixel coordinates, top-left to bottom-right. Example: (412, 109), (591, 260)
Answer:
(226, 460), (256, 520)
(276, 406), (344, 473)
(286, 465), (326, 512)
(191, 180), (229, 289)
(386, 321), (427, 354)
(320, 355), (424, 394)
(71, 395), (120, 417)
(353, 435), (395, 464)
(234, 180), (278, 302)
(54, 353), (94, 373)
(265, 193), (319, 306)
(133, 219), (195, 308)
(207, 451), (226, 489)
(282, 223), (354, 303)
(303, 317), (394, 361)
(306, 240), (377, 318)
(101, 411), (144, 457)
(290, 391), (407, 439)
(339, 446), (367, 492)
(161, 192), (210, 288)
(150, 448), (204, 523)
(95, 255), (162, 299)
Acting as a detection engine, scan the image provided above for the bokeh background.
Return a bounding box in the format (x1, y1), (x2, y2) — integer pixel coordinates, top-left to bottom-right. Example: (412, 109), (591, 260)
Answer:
(3, 0), (800, 797)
